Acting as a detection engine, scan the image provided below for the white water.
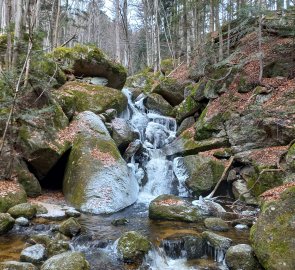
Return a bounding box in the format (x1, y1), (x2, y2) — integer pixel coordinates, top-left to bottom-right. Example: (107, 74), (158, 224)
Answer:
(121, 88), (189, 203)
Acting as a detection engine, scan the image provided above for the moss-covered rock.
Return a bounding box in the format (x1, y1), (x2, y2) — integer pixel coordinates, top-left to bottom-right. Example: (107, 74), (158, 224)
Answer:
(225, 244), (260, 270)
(63, 111), (139, 214)
(144, 93), (174, 117)
(41, 252), (90, 270)
(152, 78), (187, 106)
(174, 96), (201, 123)
(53, 81), (127, 119)
(0, 181), (27, 213)
(0, 213), (15, 235)
(232, 179), (258, 204)
(202, 231), (232, 250)
(176, 155), (226, 196)
(204, 217), (229, 232)
(0, 261), (37, 270)
(149, 195), (202, 222)
(250, 186), (295, 270)
(49, 44), (127, 90)
(117, 231), (151, 263)
(17, 102), (69, 179)
(47, 240), (70, 257)
(8, 203), (36, 219)
(58, 218), (81, 237)
(176, 117), (195, 136)
(286, 143), (295, 170)
(125, 70), (156, 93)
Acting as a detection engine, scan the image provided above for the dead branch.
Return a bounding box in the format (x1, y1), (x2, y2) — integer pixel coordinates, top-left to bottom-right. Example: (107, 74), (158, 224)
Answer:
(60, 34), (77, 47)
(167, 61), (184, 77)
(206, 156), (235, 199)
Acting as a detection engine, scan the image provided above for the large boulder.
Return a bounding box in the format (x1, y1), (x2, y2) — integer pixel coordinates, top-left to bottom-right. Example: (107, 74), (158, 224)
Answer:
(0, 181), (27, 213)
(63, 111), (139, 214)
(152, 78), (187, 106)
(117, 231), (152, 263)
(0, 261), (37, 270)
(225, 244), (260, 270)
(8, 203), (37, 219)
(0, 213), (15, 235)
(41, 252), (90, 270)
(250, 185), (295, 270)
(20, 244), (46, 264)
(50, 45), (127, 90)
(174, 155), (226, 196)
(174, 96), (201, 123)
(149, 195), (202, 222)
(53, 81), (127, 119)
(17, 102), (69, 179)
(144, 93), (174, 117)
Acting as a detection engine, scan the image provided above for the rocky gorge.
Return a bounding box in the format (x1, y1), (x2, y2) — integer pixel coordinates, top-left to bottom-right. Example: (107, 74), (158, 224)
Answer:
(0, 15), (295, 270)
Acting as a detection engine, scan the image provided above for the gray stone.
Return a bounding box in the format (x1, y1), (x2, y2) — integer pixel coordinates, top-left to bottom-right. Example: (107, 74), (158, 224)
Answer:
(59, 218), (81, 237)
(176, 117), (195, 136)
(20, 244), (46, 264)
(15, 217), (30, 226)
(0, 261), (37, 270)
(202, 231), (232, 250)
(204, 217), (229, 232)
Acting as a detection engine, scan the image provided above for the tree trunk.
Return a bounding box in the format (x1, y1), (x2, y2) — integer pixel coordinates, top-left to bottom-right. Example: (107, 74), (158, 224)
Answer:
(115, 0), (121, 62)
(12, 0), (23, 68)
(4, 0), (12, 69)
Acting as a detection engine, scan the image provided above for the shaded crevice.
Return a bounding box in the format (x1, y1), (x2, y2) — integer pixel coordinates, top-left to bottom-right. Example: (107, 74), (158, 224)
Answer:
(39, 148), (72, 190)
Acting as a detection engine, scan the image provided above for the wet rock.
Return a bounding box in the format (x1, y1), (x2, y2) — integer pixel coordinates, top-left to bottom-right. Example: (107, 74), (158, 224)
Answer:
(111, 118), (138, 151)
(0, 181), (27, 212)
(149, 195), (202, 222)
(0, 261), (37, 270)
(232, 180), (258, 205)
(250, 185), (295, 270)
(59, 218), (81, 237)
(227, 169), (237, 182)
(29, 234), (52, 247)
(0, 213), (15, 235)
(63, 112), (139, 214)
(225, 244), (260, 270)
(15, 217), (30, 226)
(53, 81), (127, 119)
(36, 203), (67, 221)
(111, 218), (129, 226)
(176, 117), (195, 136)
(65, 208), (81, 218)
(33, 204), (48, 215)
(117, 231), (152, 263)
(202, 231), (232, 250)
(192, 198), (227, 217)
(174, 96), (201, 123)
(104, 109), (117, 121)
(123, 139), (142, 161)
(20, 244), (46, 264)
(145, 93), (174, 117)
(41, 251), (90, 270)
(47, 240), (70, 257)
(174, 155), (226, 196)
(204, 218), (229, 232)
(8, 203), (37, 219)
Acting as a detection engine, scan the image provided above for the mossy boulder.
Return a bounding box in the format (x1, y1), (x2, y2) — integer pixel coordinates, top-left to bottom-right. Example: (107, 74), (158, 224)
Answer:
(175, 155), (226, 196)
(144, 93), (174, 117)
(232, 179), (258, 204)
(225, 244), (260, 270)
(41, 252), (90, 270)
(0, 181), (27, 213)
(47, 240), (70, 257)
(202, 231), (232, 250)
(250, 186), (295, 270)
(152, 78), (187, 106)
(50, 45), (126, 90)
(125, 71), (155, 93)
(117, 231), (151, 263)
(0, 261), (37, 270)
(174, 96), (201, 123)
(8, 203), (36, 219)
(53, 81), (127, 119)
(63, 111), (139, 214)
(286, 143), (295, 170)
(149, 195), (203, 222)
(204, 217), (229, 232)
(0, 213), (15, 235)
(58, 218), (81, 237)
(17, 103), (69, 179)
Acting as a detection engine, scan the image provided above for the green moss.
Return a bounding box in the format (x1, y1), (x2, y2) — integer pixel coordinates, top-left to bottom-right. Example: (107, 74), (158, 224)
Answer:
(161, 58), (174, 73)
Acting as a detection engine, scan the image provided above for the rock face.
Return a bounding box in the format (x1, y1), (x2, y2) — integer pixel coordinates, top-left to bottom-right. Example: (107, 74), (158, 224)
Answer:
(53, 81), (127, 119)
(20, 244), (46, 264)
(0, 261), (37, 270)
(0, 181), (27, 213)
(63, 111), (139, 214)
(41, 252), (90, 270)
(50, 45), (127, 90)
(225, 244), (260, 270)
(144, 93), (174, 117)
(17, 102), (69, 179)
(250, 186), (295, 270)
(0, 213), (15, 235)
(8, 203), (36, 219)
(149, 195), (202, 222)
(117, 231), (152, 263)
(174, 155), (226, 196)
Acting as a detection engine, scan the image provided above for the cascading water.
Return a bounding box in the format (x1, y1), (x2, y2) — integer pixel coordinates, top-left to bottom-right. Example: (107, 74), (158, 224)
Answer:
(121, 88), (189, 203)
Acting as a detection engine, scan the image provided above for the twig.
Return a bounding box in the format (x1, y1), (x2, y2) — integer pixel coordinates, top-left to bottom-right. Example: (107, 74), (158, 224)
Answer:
(167, 61), (184, 77)
(60, 34), (77, 47)
(206, 156), (235, 199)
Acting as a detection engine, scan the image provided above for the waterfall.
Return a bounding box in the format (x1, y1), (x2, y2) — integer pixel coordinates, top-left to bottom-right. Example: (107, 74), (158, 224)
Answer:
(121, 88), (189, 203)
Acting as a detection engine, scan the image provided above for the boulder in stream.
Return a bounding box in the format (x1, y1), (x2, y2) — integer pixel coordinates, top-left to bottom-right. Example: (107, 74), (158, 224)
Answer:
(0, 213), (15, 235)
(117, 231), (152, 263)
(58, 217), (81, 237)
(8, 203), (37, 219)
(204, 217), (229, 232)
(20, 244), (46, 264)
(0, 261), (37, 270)
(63, 111), (139, 214)
(202, 231), (232, 250)
(144, 93), (175, 117)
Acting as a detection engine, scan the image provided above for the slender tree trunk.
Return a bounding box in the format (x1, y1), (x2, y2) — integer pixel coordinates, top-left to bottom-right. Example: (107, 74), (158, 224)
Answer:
(258, 0), (263, 82)
(115, 0), (121, 62)
(4, 0), (12, 69)
(53, 0), (61, 48)
(12, 0), (23, 68)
